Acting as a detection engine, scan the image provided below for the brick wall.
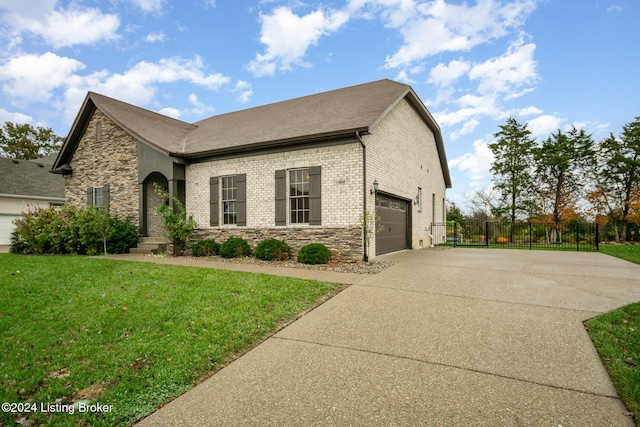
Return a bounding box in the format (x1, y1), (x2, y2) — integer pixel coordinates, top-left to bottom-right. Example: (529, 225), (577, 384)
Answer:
(65, 110), (140, 224)
(186, 142), (365, 259)
(365, 98), (447, 255)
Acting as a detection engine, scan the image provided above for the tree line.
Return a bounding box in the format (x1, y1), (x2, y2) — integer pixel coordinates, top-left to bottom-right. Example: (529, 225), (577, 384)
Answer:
(450, 117), (640, 242)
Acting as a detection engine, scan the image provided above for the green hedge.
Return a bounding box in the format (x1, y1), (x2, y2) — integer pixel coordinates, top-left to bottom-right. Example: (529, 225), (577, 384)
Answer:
(191, 239), (221, 257)
(220, 237), (252, 259)
(255, 239), (291, 261)
(10, 205), (137, 255)
(297, 243), (332, 265)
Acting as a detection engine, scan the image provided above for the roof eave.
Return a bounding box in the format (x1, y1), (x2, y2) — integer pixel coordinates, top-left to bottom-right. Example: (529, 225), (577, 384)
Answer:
(175, 127), (368, 160)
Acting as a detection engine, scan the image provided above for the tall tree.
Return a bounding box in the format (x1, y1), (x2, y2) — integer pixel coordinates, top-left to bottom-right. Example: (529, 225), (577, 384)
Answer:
(534, 127), (594, 222)
(0, 122), (64, 160)
(489, 118), (536, 227)
(596, 117), (640, 242)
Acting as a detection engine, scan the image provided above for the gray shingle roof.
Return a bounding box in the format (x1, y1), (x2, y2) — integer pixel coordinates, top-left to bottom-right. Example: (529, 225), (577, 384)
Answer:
(53, 79), (451, 187)
(0, 156), (65, 198)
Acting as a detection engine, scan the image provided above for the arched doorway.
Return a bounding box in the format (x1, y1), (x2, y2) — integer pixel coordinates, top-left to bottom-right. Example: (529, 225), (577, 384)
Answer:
(143, 172), (168, 238)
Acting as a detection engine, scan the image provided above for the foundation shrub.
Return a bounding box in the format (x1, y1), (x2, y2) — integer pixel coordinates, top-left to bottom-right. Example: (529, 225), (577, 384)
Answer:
(220, 237), (252, 259)
(192, 239), (221, 257)
(297, 243), (331, 265)
(255, 239), (291, 261)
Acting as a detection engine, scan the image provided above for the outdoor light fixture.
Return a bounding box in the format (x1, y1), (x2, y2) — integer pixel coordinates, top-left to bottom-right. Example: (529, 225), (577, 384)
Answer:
(414, 193), (421, 205)
(370, 179), (378, 195)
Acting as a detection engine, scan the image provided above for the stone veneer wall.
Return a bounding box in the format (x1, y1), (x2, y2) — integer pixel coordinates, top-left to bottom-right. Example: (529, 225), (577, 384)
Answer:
(195, 227), (362, 260)
(65, 109), (140, 225)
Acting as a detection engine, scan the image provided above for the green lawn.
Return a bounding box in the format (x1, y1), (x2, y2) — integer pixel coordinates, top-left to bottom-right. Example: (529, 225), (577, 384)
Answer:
(0, 254), (344, 426)
(586, 243), (640, 425)
(586, 303), (640, 423)
(600, 244), (640, 264)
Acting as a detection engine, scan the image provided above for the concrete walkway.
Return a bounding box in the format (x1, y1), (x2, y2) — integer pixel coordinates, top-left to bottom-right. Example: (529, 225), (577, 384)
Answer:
(131, 248), (640, 426)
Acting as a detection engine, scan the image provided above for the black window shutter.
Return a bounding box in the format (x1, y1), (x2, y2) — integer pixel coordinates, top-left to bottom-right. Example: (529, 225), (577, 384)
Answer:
(102, 184), (110, 207)
(275, 170), (286, 226)
(210, 177), (219, 226)
(86, 187), (93, 206)
(309, 166), (321, 225)
(236, 174), (246, 226)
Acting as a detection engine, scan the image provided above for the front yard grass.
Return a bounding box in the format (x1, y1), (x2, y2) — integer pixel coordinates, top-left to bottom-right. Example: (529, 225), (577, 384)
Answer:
(0, 254), (344, 426)
(600, 244), (640, 264)
(586, 244), (640, 424)
(585, 303), (640, 423)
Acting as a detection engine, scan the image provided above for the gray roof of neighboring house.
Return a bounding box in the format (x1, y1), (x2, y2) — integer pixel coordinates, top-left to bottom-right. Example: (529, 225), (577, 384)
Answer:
(0, 156), (65, 199)
(53, 79), (451, 187)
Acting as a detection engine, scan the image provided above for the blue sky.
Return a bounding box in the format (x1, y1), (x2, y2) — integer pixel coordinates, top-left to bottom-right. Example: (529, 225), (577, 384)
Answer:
(0, 0), (638, 210)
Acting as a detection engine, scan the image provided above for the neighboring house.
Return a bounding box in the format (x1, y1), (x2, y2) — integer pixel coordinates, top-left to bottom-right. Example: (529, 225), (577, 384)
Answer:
(52, 79), (451, 259)
(0, 155), (65, 252)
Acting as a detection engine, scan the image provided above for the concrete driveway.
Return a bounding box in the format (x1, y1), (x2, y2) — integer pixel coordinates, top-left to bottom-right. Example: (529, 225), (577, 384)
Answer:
(138, 248), (640, 426)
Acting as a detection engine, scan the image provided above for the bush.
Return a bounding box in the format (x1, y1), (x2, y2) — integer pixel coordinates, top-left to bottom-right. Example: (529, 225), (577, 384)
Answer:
(107, 217), (138, 254)
(9, 205), (137, 255)
(297, 243), (331, 265)
(192, 239), (221, 257)
(255, 239), (291, 261)
(220, 237), (252, 259)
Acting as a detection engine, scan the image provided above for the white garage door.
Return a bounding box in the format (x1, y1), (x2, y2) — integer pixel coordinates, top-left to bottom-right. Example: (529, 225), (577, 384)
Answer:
(0, 215), (21, 246)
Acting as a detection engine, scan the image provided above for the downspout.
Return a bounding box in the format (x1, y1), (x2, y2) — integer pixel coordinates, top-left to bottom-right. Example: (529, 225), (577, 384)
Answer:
(356, 131), (367, 261)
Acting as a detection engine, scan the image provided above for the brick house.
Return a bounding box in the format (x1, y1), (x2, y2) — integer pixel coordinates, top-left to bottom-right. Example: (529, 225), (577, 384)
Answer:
(52, 79), (451, 259)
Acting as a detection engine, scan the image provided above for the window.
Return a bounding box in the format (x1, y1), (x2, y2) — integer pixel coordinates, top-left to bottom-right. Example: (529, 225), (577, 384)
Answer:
(221, 175), (237, 225)
(432, 193), (436, 224)
(96, 121), (102, 142)
(86, 184), (109, 207)
(289, 169), (309, 224)
(93, 187), (103, 206)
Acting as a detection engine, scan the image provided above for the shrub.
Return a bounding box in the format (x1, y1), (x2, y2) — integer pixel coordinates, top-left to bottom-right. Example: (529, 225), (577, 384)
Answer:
(107, 217), (138, 254)
(9, 205), (137, 255)
(192, 239), (221, 257)
(297, 243), (331, 265)
(255, 239), (291, 261)
(153, 183), (197, 256)
(220, 237), (252, 259)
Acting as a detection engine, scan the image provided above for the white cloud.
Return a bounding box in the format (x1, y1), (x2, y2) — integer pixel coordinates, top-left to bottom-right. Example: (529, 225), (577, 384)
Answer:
(469, 38), (538, 95)
(607, 5), (623, 13)
(129, 0), (165, 14)
(57, 56), (231, 124)
(232, 81), (253, 104)
(0, 52), (85, 103)
(247, 6), (349, 76)
(526, 114), (564, 138)
(429, 58), (471, 87)
(144, 31), (167, 43)
(347, 0), (417, 27)
(157, 107), (181, 118)
(449, 137), (495, 186)
(3, 2), (120, 48)
(383, 0), (538, 69)
(187, 93), (216, 116)
(449, 118), (479, 141)
(517, 106), (543, 116)
(0, 107), (33, 124)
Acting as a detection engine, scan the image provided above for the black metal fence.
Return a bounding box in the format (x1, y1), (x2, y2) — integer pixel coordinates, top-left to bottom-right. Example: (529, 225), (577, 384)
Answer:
(430, 221), (599, 251)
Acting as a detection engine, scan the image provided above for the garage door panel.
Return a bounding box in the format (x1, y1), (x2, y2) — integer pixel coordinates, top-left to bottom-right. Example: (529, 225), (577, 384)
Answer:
(375, 195), (408, 255)
(0, 215), (20, 245)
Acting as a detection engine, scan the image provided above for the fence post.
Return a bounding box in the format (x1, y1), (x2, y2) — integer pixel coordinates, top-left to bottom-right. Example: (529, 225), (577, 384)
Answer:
(485, 221), (489, 248)
(595, 223), (599, 251)
(454, 222), (457, 248)
(576, 222), (580, 252)
(529, 222), (532, 250)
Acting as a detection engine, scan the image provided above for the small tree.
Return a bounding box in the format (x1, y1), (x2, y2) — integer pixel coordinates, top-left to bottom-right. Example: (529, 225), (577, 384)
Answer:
(0, 122), (64, 160)
(153, 183), (197, 255)
(360, 209), (383, 262)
